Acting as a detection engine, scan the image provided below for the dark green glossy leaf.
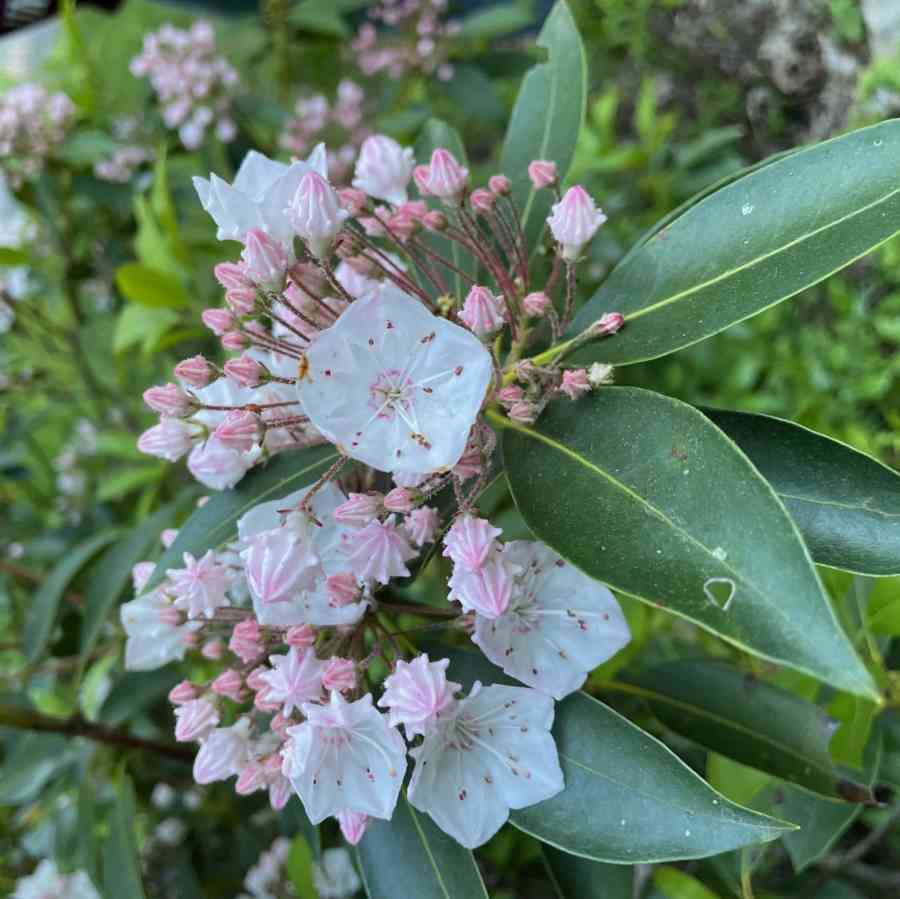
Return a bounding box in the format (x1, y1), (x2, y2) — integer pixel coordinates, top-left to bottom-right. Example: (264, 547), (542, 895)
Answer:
(286, 835), (319, 898)
(543, 847), (632, 898)
(457, 1), (535, 39)
(115, 262), (189, 308)
(703, 409), (900, 576)
(0, 733), (74, 804)
(499, 388), (876, 699)
(81, 496), (196, 661)
(99, 668), (180, 726)
(144, 446), (338, 591)
(500, 0), (586, 252)
(356, 796), (489, 899)
(103, 776), (146, 899)
(569, 119), (900, 365)
(441, 648), (791, 863)
(626, 660), (861, 800)
(24, 530), (120, 662)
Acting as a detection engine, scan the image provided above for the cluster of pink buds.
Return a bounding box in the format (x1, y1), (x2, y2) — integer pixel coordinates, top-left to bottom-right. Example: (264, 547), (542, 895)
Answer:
(0, 83), (76, 188)
(130, 21), (239, 150)
(352, 0), (459, 81)
(279, 80), (368, 183)
(93, 145), (153, 183)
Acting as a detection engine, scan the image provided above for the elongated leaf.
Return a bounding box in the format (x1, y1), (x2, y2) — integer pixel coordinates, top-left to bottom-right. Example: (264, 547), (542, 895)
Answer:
(24, 531), (120, 662)
(543, 847), (632, 898)
(0, 733), (74, 804)
(703, 409), (900, 576)
(356, 796), (489, 899)
(457, 2), (535, 39)
(115, 262), (189, 308)
(649, 866), (723, 899)
(81, 496), (196, 660)
(500, 0), (586, 251)
(441, 649), (791, 863)
(103, 777), (146, 899)
(625, 660), (862, 800)
(145, 446), (338, 591)
(569, 119), (900, 365)
(499, 388), (876, 699)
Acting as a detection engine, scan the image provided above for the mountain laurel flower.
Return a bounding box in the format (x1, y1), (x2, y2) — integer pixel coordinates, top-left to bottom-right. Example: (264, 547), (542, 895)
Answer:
(459, 285), (505, 337)
(404, 505), (440, 546)
(286, 170), (349, 258)
(193, 718), (252, 784)
(175, 354), (214, 387)
(260, 648), (326, 716)
(420, 148), (469, 201)
(334, 492), (383, 527)
(344, 516), (417, 585)
(523, 290), (551, 318)
(473, 541), (631, 699)
(144, 383), (194, 417)
(298, 285), (492, 474)
(138, 417), (195, 462)
(323, 657), (357, 693)
(12, 860), (101, 899)
(323, 572), (358, 608)
(592, 311), (625, 336)
(174, 697), (220, 742)
(383, 487), (415, 513)
(221, 330), (249, 351)
(242, 227), (289, 289)
(167, 550), (232, 619)
(132, 560), (155, 593)
(352, 134), (416, 206)
(337, 810), (369, 846)
(469, 188), (495, 213)
(121, 591), (201, 671)
(212, 669), (246, 702)
(214, 261), (253, 291)
(559, 369), (591, 400)
(407, 681), (564, 848)
(443, 515), (502, 571)
(338, 187), (368, 216)
(508, 401), (538, 424)
(378, 654), (460, 738)
(527, 159), (558, 189)
(201, 307), (235, 335)
(449, 553), (516, 618)
(422, 209), (447, 231)
(168, 680), (198, 705)
(193, 146), (327, 247)
(229, 617), (265, 663)
(488, 174), (511, 195)
(214, 410), (262, 452)
(223, 354), (264, 388)
(225, 285), (257, 315)
(547, 185), (607, 261)
(241, 526), (319, 607)
(314, 847), (363, 899)
(282, 691), (407, 824)
(188, 438), (257, 490)
(496, 385), (524, 407)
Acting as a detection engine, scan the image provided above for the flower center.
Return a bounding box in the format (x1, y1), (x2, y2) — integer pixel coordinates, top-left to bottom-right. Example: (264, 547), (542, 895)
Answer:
(369, 368), (414, 421)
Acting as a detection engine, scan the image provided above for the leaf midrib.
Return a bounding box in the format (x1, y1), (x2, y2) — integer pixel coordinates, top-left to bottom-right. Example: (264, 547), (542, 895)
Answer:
(778, 492), (900, 519)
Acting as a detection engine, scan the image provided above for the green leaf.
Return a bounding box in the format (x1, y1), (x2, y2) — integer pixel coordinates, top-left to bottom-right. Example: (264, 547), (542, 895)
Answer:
(99, 669), (179, 726)
(0, 247), (28, 266)
(81, 496), (196, 661)
(0, 733), (73, 804)
(113, 305), (179, 355)
(96, 464), (165, 502)
(499, 0), (586, 252)
(103, 776), (146, 899)
(115, 262), (189, 308)
(543, 847), (632, 898)
(625, 660), (862, 800)
(58, 129), (119, 165)
(649, 866), (723, 899)
(441, 649), (791, 863)
(144, 446), (339, 592)
(457, 1), (535, 39)
(24, 530), (120, 662)
(498, 388), (877, 699)
(569, 119), (900, 365)
(356, 796), (489, 898)
(289, 0), (349, 36)
(703, 409), (900, 576)
(286, 835), (319, 898)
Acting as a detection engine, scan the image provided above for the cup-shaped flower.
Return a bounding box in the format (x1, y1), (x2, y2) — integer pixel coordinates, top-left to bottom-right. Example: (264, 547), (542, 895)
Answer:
(443, 515), (502, 571)
(174, 697), (220, 742)
(286, 171), (349, 258)
(472, 541), (631, 699)
(259, 648), (326, 716)
(420, 148), (469, 201)
(407, 681), (563, 848)
(120, 590), (201, 671)
(193, 718), (252, 784)
(282, 691), (407, 824)
(298, 284), (492, 474)
(188, 438), (258, 491)
(448, 552), (516, 618)
(242, 227), (289, 289)
(378, 654), (461, 738)
(241, 524), (319, 607)
(547, 185), (607, 262)
(138, 417), (195, 462)
(352, 134), (415, 205)
(343, 515), (417, 585)
(166, 550), (232, 620)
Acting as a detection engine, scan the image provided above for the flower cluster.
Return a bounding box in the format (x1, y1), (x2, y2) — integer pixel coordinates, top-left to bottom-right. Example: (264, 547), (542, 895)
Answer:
(130, 21), (239, 150)
(128, 135), (630, 849)
(279, 80), (368, 183)
(12, 860), (99, 899)
(0, 83), (76, 188)
(93, 145), (152, 183)
(352, 0), (458, 81)
(237, 839), (360, 899)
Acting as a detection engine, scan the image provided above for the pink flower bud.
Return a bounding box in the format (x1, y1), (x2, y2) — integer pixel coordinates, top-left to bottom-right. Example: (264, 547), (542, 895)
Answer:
(559, 368), (591, 400)
(523, 290), (551, 317)
(469, 188), (495, 213)
(201, 639), (226, 660)
(338, 187), (368, 216)
(286, 624), (317, 649)
(201, 308), (233, 336)
(388, 206), (421, 241)
(214, 410), (261, 452)
(236, 761), (267, 794)
(161, 528), (178, 548)
(322, 657), (356, 693)
(138, 417), (195, 462)
(337, 810), (369, 846)
(421, 209), (447, 231)
(326, 572), (360, 608)
(378, 654), (460, 737)
(168, 680), (198, 705)
(508, 401), (537, 424)
(528, 159), (557, 189)
(593, 311), (624, 336)
(214, 262), (253, 291)
(496, 384), (524, 407)
(132, 561), (155, 593)
(221, 330), (249, 351)
(488, 174), (511, 195)
(223, 354), (263, 388)
(224, 286), (257, 315)
(286, 170), (349, 258)
(174, 697), (219, 742)
(241, 228), (288, 288)
(413, 164), (431, 195)
(344, 516), (417, 585)
(459, 285), (505, 337)
(157, 604), (183, 627)
(547, 185), (607, 261)
(175, 355), (214, 387)
(404, 505), (439, 547)
(384, 487), (415, 513)
(452, 444), (483, 482)
(246, 666), (269, 692)
(443, 515), (502, 571)
(144, 382), (194, 417)
(229, 618), (264, 664)
(334, 492), (383, 527)
(421, 148), (469, 201)
(211, 668), (245, 701)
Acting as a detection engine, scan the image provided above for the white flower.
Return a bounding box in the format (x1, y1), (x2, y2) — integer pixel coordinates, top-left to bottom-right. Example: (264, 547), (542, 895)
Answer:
(472, 541), (630, 699)
(353, 134), (415, 206)
(194, 718), (253, 784)
(283, 691), (407, 824)
(259, 647), (326, 715)
(313, 847), (362, 899)
(120, 590), (200, 671)
(193, 145), (327, 247)
(12, 860), (100, 899)
(407, 681), (563, 848)
(167, 550), (232, 619)
(299, 284), (493, 474)
(188, 438), (259, 491)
